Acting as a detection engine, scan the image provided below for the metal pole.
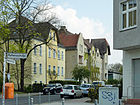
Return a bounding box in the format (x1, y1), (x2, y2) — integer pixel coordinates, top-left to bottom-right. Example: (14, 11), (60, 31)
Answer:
(48, 92), (50, 103)
(28, 93), (31, 105)
(39, 92), (41, 104)
(95, 99), (97, 105)
(62, 98), (65, 105)
(31, 98), (33, 105)
(2, 52), (6, 105)
(16, 93), (18, 105)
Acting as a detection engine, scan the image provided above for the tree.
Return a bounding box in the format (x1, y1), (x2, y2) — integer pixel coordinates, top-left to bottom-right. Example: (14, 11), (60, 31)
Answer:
(84, 47), (100, 82)
(48, 71), (58, 81)
(72, 65), (90, 84)
(0, 0), (60, 91)
(108, 63), (123, 73)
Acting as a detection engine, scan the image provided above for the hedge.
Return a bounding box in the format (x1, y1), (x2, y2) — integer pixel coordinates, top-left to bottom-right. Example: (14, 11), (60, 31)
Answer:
(49, 80), (80, 86)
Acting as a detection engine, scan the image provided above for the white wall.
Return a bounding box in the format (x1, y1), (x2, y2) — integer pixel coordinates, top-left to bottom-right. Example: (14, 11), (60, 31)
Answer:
(123, 48), (140, 97)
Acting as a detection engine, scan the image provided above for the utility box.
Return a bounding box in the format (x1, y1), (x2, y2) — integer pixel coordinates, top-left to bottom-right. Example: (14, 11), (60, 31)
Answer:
(99, 87), (119, 105)
(4, 83), (14, 99)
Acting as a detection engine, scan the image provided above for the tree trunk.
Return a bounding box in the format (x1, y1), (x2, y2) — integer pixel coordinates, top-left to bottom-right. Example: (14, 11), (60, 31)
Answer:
(20, 59), (25, 91)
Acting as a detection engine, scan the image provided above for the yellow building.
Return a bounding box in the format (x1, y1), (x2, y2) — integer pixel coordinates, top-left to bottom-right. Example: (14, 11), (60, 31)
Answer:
(57, 44), (65, 80)
(30, 39), (46, 84)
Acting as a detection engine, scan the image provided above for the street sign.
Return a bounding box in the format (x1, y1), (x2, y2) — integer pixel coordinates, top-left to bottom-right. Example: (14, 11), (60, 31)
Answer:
(6, 59), (16, 64)
(6, 53), (27, 59)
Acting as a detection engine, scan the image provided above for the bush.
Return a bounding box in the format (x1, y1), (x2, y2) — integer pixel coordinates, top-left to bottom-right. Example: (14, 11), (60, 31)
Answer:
(32, 83), (44, 92)
(49, 80), (80, 86)
(24, 84), (33, 93)
(24, 83), (44, 93)
(105, 79), (120, 86)
(88, 86), (100, 102)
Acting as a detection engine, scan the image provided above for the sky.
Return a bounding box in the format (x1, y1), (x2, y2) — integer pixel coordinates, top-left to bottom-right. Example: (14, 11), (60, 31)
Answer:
(49, 0), (123, 64)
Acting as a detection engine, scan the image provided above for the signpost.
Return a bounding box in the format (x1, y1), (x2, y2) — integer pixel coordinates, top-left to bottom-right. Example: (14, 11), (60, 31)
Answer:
(2, 52), (27, 105)
(6, 59), (16, 64)
(6, 52), (27, 59)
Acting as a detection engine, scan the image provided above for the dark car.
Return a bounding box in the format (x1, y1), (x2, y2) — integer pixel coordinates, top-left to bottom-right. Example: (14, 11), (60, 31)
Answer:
(43, 83), (62, 95)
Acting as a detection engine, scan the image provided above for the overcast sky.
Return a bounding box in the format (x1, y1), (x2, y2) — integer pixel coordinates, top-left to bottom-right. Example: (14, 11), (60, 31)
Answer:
(49, 0), (123, 64)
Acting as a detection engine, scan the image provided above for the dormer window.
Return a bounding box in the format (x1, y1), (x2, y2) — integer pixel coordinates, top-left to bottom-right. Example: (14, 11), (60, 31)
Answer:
(121, 0), (137, 30)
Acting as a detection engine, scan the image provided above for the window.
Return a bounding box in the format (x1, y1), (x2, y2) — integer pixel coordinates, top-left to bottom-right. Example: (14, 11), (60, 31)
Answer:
(58, 67), (60, 76)
(34, 63), (37, 74)
(121, 0), (137, 30)
(39, 64), (42, 74)
(61, 67), (63, 76)
(61, 51), (64, 60)
(53, 32), (55, 41)
(34, 44), (37, 55)
(40, 45), (42, 56)
(48, 48), (51, 58)
(58, 50), (60, 60)
(53, 49), (56, 58)
(53, 66), (56, 75)
(79, 44), (83, 53)
(49, 32), (51, 39)
(79, 55), (83, 64)
(35, 81), (37, 84)
(48, 65), (51, 75)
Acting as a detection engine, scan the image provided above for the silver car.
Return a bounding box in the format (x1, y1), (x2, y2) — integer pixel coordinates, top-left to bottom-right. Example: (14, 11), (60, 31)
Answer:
(80, 84), (93, 96)
(60, 85), (83, 98)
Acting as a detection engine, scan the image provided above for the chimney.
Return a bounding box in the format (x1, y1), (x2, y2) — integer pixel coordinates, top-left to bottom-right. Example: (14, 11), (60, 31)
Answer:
(59, 26), (67, 33)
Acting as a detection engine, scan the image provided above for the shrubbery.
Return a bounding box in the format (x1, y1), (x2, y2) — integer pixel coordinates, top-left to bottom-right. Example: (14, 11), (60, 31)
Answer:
(24, 83), (44, 93)
(49, 80), (80, 86)
(88, 85), (101, 102)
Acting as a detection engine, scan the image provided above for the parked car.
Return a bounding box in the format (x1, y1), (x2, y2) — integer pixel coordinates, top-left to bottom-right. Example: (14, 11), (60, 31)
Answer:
(60, 85), (83, 98)
(92, 81), (105, 87)
(80, 84), (93, 96)
(43, 83), (62, 95)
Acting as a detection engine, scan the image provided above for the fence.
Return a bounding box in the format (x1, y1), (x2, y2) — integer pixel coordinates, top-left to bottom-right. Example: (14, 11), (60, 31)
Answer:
(0, 92), (61, 105)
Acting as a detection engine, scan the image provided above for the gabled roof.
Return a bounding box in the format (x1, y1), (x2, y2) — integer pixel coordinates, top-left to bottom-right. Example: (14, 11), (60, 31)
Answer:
(91, 38), (111, 58)
(9, 16), (59, 42)
(84, 39), (92, 50)
(58, 26), (80, 49)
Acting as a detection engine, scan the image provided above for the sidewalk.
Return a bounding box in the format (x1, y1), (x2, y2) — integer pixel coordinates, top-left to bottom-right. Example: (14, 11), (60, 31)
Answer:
(36, 97), (95, 105)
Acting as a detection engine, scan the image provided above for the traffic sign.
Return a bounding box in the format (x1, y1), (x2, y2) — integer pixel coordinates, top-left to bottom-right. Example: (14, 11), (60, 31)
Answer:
(6, 59), (16, 64)
(6, 53), (27, 59)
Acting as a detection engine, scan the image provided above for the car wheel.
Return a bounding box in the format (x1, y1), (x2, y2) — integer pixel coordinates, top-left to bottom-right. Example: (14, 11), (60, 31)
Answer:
(43, 92), (46, 95)
(71, 94), (76, 99)
(53, 90), (56, 94)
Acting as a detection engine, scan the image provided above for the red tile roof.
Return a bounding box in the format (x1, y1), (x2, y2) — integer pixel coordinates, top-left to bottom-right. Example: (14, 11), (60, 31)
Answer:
(59, 33), (79, 47)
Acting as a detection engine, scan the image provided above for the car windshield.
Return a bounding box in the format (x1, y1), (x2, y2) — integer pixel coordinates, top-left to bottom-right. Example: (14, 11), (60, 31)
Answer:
(47, 84), (56, 87)
(81, 84), (90, 88)
(93, 82), (102, 86)
(63, 86), (72, 89)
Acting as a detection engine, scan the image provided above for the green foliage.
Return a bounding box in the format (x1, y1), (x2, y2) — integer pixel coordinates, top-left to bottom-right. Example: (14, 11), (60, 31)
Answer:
(24, 85), (33, 93)
(90, 66), (100, 82)
(24, 83), (44, 93)
(72, 65), (90, 84)
(105, 79), (120, 86)
(48, 71), (58, 81)
(49, 80), (80, 86)
(88, 86), (100, 102)
(32, 83), (44, 92)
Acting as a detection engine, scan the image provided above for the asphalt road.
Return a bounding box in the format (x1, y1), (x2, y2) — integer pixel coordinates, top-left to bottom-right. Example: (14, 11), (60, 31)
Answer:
(0, 93), (61, 105)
